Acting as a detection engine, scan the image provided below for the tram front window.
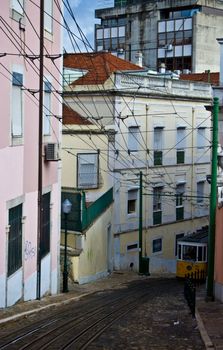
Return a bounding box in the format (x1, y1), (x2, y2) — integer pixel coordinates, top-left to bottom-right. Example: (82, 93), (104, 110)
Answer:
(183, 245), (196, 261)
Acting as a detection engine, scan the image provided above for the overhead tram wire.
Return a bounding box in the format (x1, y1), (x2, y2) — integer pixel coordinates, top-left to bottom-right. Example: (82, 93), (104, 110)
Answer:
(1, 4), (211, 204)
(58, 0), (211, 201)
(57, 0), (213, 191)
(14, 2), (212, 186)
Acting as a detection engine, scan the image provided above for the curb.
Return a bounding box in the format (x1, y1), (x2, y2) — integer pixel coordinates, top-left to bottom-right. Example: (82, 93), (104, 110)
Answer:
(0, 291), (95, 325)
(195, 309), (214, 349)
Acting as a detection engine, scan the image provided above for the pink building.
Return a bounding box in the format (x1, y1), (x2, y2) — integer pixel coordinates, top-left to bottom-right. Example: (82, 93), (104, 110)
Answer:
(214, 38), (223, 302)
(0, 1), (62, 307)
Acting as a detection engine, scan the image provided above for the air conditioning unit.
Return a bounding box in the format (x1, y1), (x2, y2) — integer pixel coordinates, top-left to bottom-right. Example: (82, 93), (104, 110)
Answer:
(44, 143), (59, 161)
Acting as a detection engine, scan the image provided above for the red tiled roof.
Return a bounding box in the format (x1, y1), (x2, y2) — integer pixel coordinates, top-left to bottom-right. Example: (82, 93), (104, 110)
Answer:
(63, 52), (143, 85)
(63, 104), (93, 125)
(180, 72), (219, 86)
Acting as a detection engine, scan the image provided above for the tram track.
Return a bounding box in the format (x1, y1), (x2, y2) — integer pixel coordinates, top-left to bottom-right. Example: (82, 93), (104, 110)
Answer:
(0, 280), (151, 350)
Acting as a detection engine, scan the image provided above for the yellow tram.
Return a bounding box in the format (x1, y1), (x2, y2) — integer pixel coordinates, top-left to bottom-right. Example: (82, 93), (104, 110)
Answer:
(176, 229), (208, 278)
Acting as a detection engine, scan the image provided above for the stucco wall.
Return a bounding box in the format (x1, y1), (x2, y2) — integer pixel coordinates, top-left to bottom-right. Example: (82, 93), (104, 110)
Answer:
(115, 217), (208, 274)
(69, 206), (113, 284)
(0, 2), (62, 307)
(193, 13), (222, 73)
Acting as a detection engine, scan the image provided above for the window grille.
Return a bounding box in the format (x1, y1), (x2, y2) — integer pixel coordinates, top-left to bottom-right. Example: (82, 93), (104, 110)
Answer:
(40, 192), (51, 258)
(8, 204), (22, 276)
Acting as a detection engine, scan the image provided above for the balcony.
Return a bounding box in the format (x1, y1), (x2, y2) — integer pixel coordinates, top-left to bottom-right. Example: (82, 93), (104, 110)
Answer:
(61, 188), (113, 232)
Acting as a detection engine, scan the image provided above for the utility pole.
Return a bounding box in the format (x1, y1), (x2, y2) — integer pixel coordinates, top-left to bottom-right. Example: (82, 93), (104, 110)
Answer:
(206, 97), (219, 300)
(36, 0), (44, 300)
(139, 171), (143, 273)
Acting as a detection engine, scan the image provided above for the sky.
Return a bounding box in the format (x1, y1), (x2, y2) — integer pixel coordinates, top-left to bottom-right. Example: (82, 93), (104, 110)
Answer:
(63, 0), (105, 53)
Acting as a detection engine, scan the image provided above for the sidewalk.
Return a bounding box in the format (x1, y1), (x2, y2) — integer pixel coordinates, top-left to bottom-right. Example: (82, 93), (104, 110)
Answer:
(0, 273), (223, 350)
(196, 285), (223, 349)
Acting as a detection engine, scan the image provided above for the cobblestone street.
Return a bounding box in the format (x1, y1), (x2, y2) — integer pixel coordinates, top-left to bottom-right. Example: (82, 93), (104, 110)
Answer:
(87, 278), (204, 350)
(0, 276), (204, 349)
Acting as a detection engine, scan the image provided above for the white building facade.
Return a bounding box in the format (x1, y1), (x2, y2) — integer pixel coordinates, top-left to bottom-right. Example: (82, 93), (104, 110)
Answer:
(63, 53), (212, 274)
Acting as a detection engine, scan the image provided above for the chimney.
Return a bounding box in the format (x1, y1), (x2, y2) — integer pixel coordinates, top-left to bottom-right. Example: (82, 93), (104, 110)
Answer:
(159, 62), (166, 74)
(135, 51), (143, 67)
(217, 38), (223, 86)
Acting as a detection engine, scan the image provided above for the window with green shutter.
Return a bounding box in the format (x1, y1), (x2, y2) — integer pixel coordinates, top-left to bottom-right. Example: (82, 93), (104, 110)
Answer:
(40, 192), (51, 258)
(8, 204), (22, 276)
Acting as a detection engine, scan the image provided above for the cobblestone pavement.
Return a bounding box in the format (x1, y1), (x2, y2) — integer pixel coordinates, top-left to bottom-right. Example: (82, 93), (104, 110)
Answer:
(0, 273), (204, 349)
(87, 278), (204, 350)
(0, 272), (223, 349)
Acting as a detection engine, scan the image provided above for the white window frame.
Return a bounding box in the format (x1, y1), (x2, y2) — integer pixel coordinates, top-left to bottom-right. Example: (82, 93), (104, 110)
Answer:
(77, 153), (99, 189)
(44, 0), (53, 33)
(128, 126), (140, 152)
(176, 127), (186, 149)
(197, 127), (206, 149)
(12, 0), (24, 15)
(127, 189), (138, 215)
(197, 181), (205, 204)
(43, 81), (52, 136)
(176, 184), (184, 207)
(153, 187), (162, 212)
(154, 127), (163, 150)
(12, 71), (23, 139)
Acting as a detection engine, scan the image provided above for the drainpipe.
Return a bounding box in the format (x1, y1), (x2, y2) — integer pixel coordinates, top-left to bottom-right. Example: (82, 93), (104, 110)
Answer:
(36, 0), (44, 300)
(139, 171), (143, 273)
(217, 38), (223, 86)
(206, 97), (219, 300)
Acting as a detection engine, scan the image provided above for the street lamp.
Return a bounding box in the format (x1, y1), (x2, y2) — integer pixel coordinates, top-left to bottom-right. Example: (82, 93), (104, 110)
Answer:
(62, 199), (72, 293)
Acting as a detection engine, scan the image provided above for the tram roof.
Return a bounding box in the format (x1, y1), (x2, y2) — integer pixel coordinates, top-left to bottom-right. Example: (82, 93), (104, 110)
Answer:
(178, 227), (208, 244)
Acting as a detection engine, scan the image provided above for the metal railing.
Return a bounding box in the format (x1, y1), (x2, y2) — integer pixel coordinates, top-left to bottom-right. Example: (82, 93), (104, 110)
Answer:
(184, 276), (196, 317)
(184, 270), (206, 317)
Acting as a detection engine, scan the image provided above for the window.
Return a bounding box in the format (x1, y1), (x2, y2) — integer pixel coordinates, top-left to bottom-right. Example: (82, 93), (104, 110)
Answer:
(197, 127), (206, 149)
(40, 192), (51, 258)
(158, 21), (166, 33)
(176, 127), (186, 164)
(12, 72), (23, 138)
(176, 184), (184, 220)
(175, 233), (184, 256)
(127, 189), (138, 214)
(12, 0), (24, 15)
(127, 242), (138, 251)
(77, 153), (99, 189)
(176, 184), (184, 206)
(44, 0), (53, 33)
(128, 126), (140, 152)
(153, 187), (162, 225)
(43, 81), (52, 135)
(118, 26), (125, 37)
(153, 187), (162, 211)
(154, 127), (163, 165)
(197, 181), (205, 203)
(152, 238), (162, 253)
(8, 204), (22, 276)
(96, 29), (103, 39)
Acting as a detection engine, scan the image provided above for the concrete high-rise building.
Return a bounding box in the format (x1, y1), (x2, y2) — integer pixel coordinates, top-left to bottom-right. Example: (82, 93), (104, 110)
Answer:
(95, 0), (223, 73)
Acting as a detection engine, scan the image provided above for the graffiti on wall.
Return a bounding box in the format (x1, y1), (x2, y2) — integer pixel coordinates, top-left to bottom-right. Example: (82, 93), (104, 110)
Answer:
(24, 241), (36, 260)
